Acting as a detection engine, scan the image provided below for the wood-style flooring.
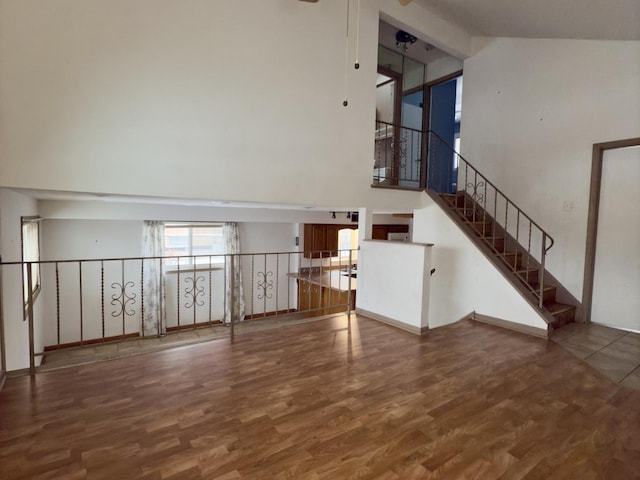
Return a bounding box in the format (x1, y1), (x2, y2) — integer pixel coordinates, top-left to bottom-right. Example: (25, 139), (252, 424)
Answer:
(1, 315), (640, 479)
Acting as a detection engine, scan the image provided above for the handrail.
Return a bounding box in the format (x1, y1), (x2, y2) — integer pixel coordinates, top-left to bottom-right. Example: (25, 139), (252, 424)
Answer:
(427, 129), (554, 252)
(375, 119), (423, 135)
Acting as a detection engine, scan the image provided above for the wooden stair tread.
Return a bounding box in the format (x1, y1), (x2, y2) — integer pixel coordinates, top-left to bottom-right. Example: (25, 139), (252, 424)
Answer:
(544, 302), (576, 314)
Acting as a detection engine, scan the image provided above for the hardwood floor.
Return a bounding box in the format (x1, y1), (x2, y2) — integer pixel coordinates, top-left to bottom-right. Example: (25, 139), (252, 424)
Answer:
(1, 315), (640, 479)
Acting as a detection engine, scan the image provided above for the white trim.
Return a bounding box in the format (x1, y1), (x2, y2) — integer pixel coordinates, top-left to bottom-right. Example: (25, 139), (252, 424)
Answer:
(472, 312), (549, 339)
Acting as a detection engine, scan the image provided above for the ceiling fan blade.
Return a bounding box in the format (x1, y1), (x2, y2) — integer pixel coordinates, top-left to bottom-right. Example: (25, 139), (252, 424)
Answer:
(298, 0), (319, 2)
(399, 0), (414, 5)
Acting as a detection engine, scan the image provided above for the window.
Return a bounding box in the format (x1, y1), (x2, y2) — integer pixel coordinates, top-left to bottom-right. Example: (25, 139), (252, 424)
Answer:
(164, 223), (224, 269)
(22, 217), (41, 305)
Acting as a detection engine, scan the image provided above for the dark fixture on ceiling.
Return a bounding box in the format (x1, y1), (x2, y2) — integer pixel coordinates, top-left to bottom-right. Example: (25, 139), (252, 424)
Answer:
(396, 30), (417, 51)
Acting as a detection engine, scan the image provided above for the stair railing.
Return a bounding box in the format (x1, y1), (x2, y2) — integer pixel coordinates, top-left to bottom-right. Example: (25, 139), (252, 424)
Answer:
(427, 130), (554, 308)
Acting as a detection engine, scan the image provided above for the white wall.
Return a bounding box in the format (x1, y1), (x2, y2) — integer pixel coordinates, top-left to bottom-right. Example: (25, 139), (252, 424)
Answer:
(461, 38), (640, 302)
(0, 189), (45, 370)
(412, 194), (548, 330)
(592, 146), (640, 332)
(357, 240), (432, 330)
(426, 55), (463, 83)
(0, 0), (471, 213)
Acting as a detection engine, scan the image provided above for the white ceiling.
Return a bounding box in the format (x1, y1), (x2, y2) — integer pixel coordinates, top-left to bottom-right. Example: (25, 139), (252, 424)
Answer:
(414, 0), (640, 41)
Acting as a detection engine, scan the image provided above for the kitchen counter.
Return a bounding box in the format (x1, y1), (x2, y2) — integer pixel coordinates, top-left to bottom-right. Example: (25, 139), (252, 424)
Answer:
(289, 270), (357, 292)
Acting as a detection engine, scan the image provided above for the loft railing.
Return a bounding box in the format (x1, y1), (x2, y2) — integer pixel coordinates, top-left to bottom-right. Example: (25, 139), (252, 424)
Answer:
(1, 249), (356, 374)
(374, 120), (426, 188)
(373, 122), (554, 308)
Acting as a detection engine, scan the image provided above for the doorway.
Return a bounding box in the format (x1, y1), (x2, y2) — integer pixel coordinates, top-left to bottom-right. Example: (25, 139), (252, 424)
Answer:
(583, 137), (640, 326)
(590, 145), (640, 330)
(426, 73), (462, 193)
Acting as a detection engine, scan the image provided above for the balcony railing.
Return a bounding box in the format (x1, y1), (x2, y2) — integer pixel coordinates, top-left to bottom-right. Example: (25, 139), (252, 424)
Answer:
(1, 249), (356, 374)
(374, 121), (426, 188)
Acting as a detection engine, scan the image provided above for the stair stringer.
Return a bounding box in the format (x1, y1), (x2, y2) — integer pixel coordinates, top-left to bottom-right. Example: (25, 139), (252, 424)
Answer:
(413, 192), (550, 336)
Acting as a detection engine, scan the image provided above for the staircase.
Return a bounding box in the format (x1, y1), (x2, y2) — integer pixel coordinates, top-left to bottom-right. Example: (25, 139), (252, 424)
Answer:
(371, 124), (578, 331)
(434, 190), (576, 331)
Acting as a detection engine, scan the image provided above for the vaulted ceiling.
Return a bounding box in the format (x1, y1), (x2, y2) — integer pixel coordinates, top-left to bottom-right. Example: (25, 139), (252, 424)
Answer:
(414, 0), (640, 41)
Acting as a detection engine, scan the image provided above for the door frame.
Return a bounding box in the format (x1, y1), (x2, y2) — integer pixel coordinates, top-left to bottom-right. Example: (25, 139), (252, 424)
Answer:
(582, 137), (640, 323)
(422, 70), (463, 191)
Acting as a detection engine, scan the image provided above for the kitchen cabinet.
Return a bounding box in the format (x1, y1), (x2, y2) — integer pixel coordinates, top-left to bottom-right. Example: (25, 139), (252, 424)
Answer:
(372, 224), (410, 240)
(298, 279), (323, 312)
(296, 276), (356, 317)
(303, 224), (356, 258)
(303, 223), (409, 257)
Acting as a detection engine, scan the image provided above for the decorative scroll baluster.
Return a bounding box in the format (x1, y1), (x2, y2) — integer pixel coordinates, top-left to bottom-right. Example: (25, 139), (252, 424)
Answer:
(184, 274), (205, 309)
(110, 280), (136, 334)
(257, 271), (274, 301)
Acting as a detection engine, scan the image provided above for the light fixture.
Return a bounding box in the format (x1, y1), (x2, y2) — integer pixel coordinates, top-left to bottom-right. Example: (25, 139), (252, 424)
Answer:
(395, 30), (417, 52)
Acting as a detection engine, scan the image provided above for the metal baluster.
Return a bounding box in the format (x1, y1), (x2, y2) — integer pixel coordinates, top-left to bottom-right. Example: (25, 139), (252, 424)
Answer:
(263, 254), (267, 318)
(492, 189), (498, 251)
(473, 171), (478, 223)
(504, 200), (509, 253)
(55, 262), (60, 347)
(539, 234), (546, 309)
(347, 249), (353, 319)
(27, 264), (35, 375)
(230, 254), (235, 340)
(121, 259), (125, 336)
(251, 255), (255, 319)
(307, 256), (312, 313)
(515, 210), (521, 268)
(177, 260), (181, 327)
(140, 259), (144, 338)
(464, 162), (469, 219)
(483, 179), (488, 228)
(79, 262), (84, 346)
(223, 255), (227, 324)
(192, 255), (197, 327)
(527, 222), (533, 283)
(275, 254), (280, 316)
(101, 261), (105, 342)
(159, 257), (164, 336)
(287, 253), (291, 314)
(208, 256), (212, 324)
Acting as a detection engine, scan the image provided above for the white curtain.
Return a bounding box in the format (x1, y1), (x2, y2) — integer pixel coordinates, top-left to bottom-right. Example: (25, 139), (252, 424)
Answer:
(142, 221), (166, 336)
(224, 222), (245, 324)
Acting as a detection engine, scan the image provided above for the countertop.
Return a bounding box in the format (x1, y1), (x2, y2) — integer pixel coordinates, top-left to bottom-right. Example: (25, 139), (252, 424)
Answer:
(289, 270), (357, 292)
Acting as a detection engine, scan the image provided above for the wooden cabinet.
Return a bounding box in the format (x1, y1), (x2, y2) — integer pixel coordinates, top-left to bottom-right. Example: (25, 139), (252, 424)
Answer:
(297, 278), (356, 317)
(303, 224), (356, 258)
(298, 280), (323, 312)
(372, 224), (410, 240)
(303, 223), (409, 257)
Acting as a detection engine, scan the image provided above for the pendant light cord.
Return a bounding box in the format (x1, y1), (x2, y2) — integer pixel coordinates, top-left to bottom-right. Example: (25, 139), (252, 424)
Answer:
(343, 0), (350, 106)
(354, 0), (360, 69)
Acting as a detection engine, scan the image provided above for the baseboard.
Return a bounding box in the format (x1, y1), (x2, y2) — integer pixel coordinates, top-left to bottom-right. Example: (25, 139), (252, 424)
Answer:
(0, 370), (6, 391)
(472, 312), (549, 339)
(356, 308), (428, 336)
